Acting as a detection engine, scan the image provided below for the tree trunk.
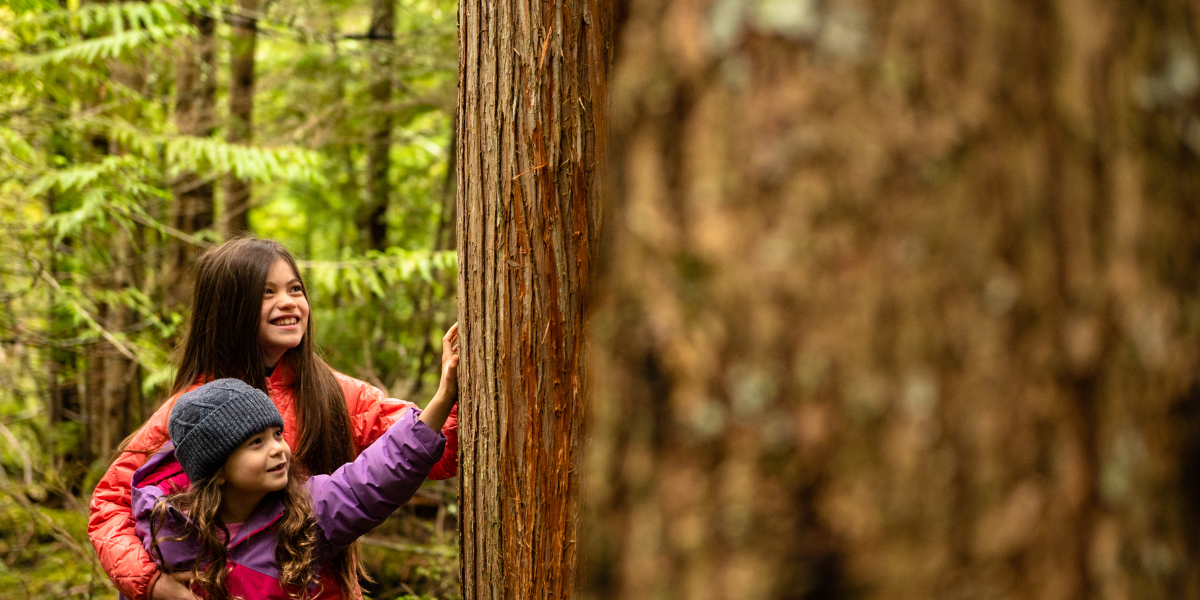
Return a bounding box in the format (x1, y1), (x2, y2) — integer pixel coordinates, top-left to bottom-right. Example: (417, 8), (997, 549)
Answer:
(81, 30), (144, 464)
(168, 12), (216, 307)
(455, 0), (614, 596)
(224, 0), (257, 236)
(362, 0), (395, 251)
(98, 234), (133, 459)
(585, 1), (1200, 600)
(409, 125), (457, 400)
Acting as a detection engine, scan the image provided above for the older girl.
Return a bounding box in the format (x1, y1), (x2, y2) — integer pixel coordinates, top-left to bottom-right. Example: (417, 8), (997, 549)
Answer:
(88, 238), (458, 600)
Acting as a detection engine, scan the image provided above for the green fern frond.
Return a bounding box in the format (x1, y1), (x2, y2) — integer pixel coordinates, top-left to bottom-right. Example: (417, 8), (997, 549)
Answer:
(27, 155), (147, 196)
(29, 1), (187, 35)
(0, 128), (38, 169)
(17, 24), (193, 69)
(297, 249), (457, 298)
(164, 135), (324, 184)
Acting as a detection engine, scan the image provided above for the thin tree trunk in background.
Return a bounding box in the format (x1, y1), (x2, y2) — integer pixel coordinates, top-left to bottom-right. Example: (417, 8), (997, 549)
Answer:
(409, 126), (457, 399)
(82, 232), (134, 464)
(456, 0), (614, 596)
(78, 34), (144, 465)
(224, 0), (257, 236)
(82, 340), (104, 463)
(44, 189), (73, 469)
(94, 53), (145, 459)
(167, 13), (216, 308)
(362, 0), (395, 251)
(99, 233), (133, 458)
(585, 1), (1200, 599)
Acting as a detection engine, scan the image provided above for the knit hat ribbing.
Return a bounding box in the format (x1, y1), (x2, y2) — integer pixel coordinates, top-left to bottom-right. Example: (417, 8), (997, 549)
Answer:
(168, 378), (284, 482)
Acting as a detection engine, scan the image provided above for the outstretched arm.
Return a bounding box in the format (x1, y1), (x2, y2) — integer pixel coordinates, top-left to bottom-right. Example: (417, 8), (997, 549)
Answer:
(341, 324), (460, 479)
(309, 408), (446, 553)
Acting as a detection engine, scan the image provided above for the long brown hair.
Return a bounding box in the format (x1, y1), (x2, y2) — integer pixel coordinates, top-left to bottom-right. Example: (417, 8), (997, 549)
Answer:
(148, 466), (325, 599)
(170, 237), (363, 592)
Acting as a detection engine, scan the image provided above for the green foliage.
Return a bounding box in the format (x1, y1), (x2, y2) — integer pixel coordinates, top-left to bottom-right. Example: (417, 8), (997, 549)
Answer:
(0, 490), (114, 599)
(0, 0), (458, 593)
(18, 24), (195, 68)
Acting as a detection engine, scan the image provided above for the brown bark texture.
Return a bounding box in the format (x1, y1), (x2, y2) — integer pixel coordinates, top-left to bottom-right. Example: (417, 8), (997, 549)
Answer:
(455, 0), (614, 596)
(585, 1), (1200, 600)
(225, 0), (257, 236)
(168, 12), (216, 307)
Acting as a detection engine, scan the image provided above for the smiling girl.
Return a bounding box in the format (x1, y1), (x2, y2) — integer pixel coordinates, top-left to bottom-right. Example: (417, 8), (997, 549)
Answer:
(133, 376), (453, 599)
(88, 238), (459, 600)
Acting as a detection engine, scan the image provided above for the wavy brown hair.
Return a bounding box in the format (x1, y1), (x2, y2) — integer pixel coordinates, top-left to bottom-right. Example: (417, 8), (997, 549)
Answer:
(168, 237), (363, 593)
(148, 465), (323, 599)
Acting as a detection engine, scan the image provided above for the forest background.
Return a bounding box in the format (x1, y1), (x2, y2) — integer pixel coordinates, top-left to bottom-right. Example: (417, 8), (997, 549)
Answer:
(9, 0), (1200, 599)
(0, 0), (461, 596)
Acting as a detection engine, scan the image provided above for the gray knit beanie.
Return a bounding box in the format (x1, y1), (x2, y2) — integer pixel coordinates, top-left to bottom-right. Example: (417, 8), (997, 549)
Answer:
(168, 378), (284, 482)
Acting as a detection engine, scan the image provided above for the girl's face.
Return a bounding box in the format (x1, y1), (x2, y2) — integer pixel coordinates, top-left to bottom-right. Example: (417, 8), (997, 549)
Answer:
(222, 426), (291, 495)
(260, 258), (310, 368)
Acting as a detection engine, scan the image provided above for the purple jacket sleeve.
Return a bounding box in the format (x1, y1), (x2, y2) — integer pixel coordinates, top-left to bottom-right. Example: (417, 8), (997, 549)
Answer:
(308, 409), (445, 553)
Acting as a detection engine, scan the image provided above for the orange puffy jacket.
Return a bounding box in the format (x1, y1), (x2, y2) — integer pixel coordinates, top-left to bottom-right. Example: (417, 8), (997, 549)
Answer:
(87, 362), (458, 600)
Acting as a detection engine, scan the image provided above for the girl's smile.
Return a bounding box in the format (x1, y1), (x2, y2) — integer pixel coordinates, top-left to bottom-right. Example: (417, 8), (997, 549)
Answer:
(223, 426), (291, 492)
(260, 258), (310, 367)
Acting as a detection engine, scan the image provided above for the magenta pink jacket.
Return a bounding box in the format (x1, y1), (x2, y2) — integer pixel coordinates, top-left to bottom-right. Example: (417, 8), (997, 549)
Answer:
(124, 409), (445, 599)
(90, 361), (457, 599)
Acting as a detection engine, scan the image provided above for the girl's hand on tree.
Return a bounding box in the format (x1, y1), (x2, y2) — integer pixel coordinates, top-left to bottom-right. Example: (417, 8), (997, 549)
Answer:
(440, 322), (460, 400)
(420, 323), (459, 432)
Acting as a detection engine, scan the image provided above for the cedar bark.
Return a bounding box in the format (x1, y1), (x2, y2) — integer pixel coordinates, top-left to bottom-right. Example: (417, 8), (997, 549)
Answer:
(224, 0), (257, 236)
(362, 0), (395, 251)
(168, 12), (216, 307)
(585, 1), (1200, 599)
(455, 0), (614, 597)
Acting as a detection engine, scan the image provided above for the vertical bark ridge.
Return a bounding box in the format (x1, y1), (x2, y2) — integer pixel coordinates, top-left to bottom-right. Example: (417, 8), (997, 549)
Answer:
(458, 0), (613, 596)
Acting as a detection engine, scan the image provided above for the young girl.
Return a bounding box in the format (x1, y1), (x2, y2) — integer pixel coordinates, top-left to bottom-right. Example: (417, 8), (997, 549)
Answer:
(88, 238), (459, 600)
(128, 376), (455, 600)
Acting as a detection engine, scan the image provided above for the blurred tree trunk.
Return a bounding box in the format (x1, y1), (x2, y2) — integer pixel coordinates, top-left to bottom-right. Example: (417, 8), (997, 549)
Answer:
(97, 234), (135, 458)
(83, 49), (146, 462)
(456, 0), (614, 596)
(71, 21), (145, 463)
(167, 13), (216, 308)
(225, 0), (257, 236)
(409, 124), (456, 399)
(585, 1), (1200, 600)
(362, 0), (394, 251)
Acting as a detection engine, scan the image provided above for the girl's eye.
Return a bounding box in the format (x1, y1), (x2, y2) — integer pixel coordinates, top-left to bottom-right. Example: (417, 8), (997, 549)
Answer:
(290, 285), (303, 293)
